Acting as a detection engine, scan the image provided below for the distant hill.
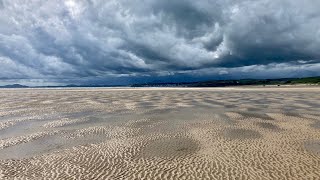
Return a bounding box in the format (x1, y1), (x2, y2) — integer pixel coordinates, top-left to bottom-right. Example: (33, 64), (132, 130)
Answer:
(132, 76), (320, 87)
(1, 77), (319, 88)
(37, 84), (126, 88)
(0, 84), (29, 88)
(0, 84), (126, 88)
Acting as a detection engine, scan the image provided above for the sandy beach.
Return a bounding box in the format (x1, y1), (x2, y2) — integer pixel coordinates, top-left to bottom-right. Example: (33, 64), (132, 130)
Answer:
(0, 87), (320, 179)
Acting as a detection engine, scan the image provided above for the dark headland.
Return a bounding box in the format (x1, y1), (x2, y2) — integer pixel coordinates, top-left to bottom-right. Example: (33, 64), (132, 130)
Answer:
(131, 76), (320, 87)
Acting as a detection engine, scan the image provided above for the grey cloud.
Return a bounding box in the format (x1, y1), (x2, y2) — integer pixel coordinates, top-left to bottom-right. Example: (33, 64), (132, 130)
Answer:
(219, 0), (320, 67)
(0, 0), (319, 85)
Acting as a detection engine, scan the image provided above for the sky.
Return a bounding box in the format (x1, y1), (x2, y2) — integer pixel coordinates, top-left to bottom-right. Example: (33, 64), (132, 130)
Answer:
(0, 0), (320, 86)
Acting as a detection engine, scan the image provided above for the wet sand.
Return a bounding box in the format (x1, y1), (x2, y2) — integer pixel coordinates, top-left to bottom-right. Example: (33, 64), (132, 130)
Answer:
(0, 87), (320, 179)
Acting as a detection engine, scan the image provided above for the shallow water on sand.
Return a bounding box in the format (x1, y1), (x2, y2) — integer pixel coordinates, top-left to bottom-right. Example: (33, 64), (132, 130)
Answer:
(0, 87), (320, 179)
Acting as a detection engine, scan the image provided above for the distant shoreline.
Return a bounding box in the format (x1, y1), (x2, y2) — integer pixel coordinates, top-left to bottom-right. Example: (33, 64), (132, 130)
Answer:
(1, 76), (319, 89)
(1, 86), (319, 93)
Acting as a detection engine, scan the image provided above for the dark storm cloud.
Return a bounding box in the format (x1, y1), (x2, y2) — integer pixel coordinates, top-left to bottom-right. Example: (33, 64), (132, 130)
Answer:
(0, 0), (319, 85)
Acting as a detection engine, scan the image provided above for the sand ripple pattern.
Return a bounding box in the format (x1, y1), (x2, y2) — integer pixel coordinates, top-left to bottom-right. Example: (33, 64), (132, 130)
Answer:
(0, 87), (320, 179)
(43, 118), (87, 128)
(0, 121), (16, 131)
(65, 126), (140, 140)
(0, 131), (58, 149)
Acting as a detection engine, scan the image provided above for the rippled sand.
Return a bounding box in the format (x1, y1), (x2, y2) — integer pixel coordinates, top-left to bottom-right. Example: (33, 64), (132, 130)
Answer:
(0, 87), (320, 179)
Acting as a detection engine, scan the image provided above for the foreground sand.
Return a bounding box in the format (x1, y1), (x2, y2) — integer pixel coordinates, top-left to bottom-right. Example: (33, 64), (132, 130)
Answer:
(0, 87), (319, 179)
